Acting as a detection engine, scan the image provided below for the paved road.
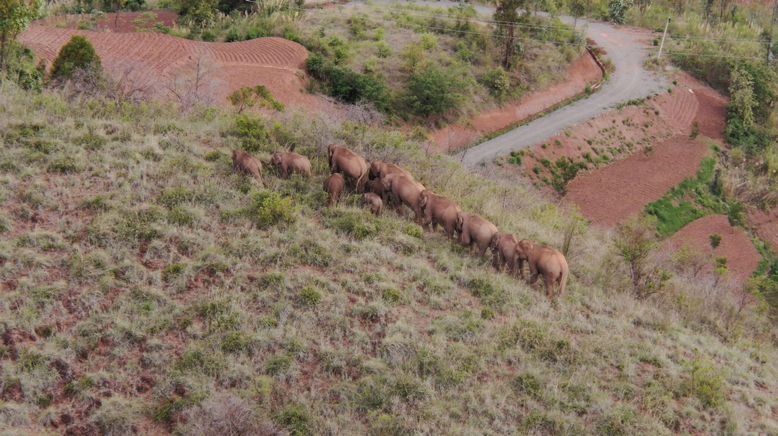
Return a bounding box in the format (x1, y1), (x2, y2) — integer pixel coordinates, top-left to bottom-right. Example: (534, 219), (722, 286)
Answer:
(347, 1), (668, 167)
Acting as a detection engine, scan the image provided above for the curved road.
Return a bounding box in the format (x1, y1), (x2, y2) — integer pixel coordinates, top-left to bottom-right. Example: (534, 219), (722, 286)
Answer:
(347, 1), (668, 167)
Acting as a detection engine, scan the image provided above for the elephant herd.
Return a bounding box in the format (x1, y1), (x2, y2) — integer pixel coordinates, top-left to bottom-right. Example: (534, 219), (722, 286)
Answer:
(233, 144), (569, 300)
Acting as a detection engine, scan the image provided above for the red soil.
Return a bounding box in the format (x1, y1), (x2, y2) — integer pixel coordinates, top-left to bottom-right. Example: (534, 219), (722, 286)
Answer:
(564, 136), (709, 227)
(667, 215), (761, 282)
(430, 52), (603, 153)
(38, 10), (178, 33)
(748, 207), (778, 252)
(18, 19), (332, 110)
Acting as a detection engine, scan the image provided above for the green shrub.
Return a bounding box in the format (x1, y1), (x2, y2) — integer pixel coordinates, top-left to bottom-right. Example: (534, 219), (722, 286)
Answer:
(305, 53), (390, 111)
(243, 191), (297, 229)
(405, 64), (465, 118)
(265, 354), (293, 375)
(233, 115), (271, 153)
(274, 404), (312, 436)
(50, 36), (102, 82)
(324, 209), (379, 240)
(298, 286), (322, 307)
(683, 358), (726, 409)
(482, 67), (511, 99)
(709, 233), (722, 248)
(48, 156), (81, 173)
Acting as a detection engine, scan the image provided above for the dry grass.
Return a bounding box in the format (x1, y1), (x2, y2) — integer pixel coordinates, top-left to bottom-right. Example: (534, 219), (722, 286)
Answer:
(0, 82), (776, 434)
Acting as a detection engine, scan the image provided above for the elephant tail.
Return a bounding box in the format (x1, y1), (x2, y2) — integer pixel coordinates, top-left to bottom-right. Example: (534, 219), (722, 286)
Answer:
(356, 169), (368, 193)
(558, 264), (569, 297)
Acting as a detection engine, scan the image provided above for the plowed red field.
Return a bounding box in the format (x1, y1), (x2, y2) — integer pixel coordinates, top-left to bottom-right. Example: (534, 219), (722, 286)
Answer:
(748, 207), (778, 253)
(564, 136), (709, 227)
(18, 21), (329, 109)
(667, 215), (761, 282)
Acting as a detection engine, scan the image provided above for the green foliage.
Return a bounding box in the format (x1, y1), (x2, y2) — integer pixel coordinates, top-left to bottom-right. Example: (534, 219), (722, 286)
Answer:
(709, 233), (722, 249)
(323, 208), (379, 240)
(242, 191), (297, 229)
(274, 404), (313, 436)
(233, 114), (271, 153)
(179, 0), (218, 29)
(298, 286), (322, 307)
(305, 53), (390, 111)
(607, 0), (633, 24)
(405, 64), (465, 118)
(481, 67), (511, 100)
(49, 36), (102, 82)
(228, 85), (285, 113)
(0, 0), (40, 71)
(682, 358), (726, 409)
(646, 158), (727, 237)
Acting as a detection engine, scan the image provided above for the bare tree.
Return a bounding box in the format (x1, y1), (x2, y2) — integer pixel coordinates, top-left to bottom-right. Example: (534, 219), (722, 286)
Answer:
(165, 55), (221, 111)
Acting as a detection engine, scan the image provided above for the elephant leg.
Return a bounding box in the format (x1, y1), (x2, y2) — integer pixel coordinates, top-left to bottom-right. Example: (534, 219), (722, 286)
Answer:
(543, 275), (555, 300)
(478, 242), (488, 258)
(492, 251), (500, 269)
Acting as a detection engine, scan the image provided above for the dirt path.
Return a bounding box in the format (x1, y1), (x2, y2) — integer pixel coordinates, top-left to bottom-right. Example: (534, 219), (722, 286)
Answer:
(430, 52), (603, 153)
(455, 16), (668, 166)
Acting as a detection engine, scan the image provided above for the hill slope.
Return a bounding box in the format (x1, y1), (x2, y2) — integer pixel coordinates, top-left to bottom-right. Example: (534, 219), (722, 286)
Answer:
(0, 85), (776, 434)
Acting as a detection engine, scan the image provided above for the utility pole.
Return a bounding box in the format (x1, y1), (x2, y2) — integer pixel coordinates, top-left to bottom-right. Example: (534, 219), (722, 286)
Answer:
(657, 17), (671, 60)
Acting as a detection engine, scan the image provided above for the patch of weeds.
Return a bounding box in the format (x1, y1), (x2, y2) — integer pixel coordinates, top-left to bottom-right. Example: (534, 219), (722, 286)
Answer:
(597, 405), (638, 435)
(162, 263), (186, 282)
(682, 358), (726, 409)
(153, 391), (206, 424)
(48, 156), (82, 174)
(709, 233), (722, 248)
(116, 206), (165, 243)
(522, 411), (564, 434)
(158, 187), (195, 208)
(167, 207), (197, 226)
(288, 242), (332, 267)
(80, 195), (110, 212)
(513, 373), (543, 400)
(243, 191), (297, 229)
(196, 299), (241, 332)
(175, 349), (226, 376)
(265, 354), (293, 375)
(298, 286), (322, 307)
(465, 277), (508, 308)
(221, 331), (251, 354)
(274, 404), (313, 436)
(381, 288), (404, 304)
(75, 131), (107, 150)
(324, 208), (379, 240)
(404, 223), (423, 239)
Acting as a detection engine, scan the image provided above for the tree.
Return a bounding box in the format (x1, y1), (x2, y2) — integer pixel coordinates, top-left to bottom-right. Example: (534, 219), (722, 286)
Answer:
(607, 0), (633, 24)
(405, 64), (464, 118)
(614, 215), (669, 299)
(634, 0), (651, 16)
(0, 0), (40, 71)
(493, 0), (526, 69)
(179, 0), (219, 29)
(50, 35), (102, 82)
(569, 0), (586, 29)
(728, 67), (755, 129)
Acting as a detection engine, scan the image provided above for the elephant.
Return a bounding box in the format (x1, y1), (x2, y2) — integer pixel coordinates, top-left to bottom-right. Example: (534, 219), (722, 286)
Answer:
(514, 240), (569, 300)
(271, 152), (311, 178)
(365, 178), (390, 202)
(232, 149), (262, 184)
(418, 190), (461, 238)
(327, 144), (368, 192)
(490, 233), (522, 277)
(369, 160), (413, 181)
(455, 213), (498, 257)
(383, 173), (425, 222)
(323, 173), (345, 207)
(363, 192), (383, 216)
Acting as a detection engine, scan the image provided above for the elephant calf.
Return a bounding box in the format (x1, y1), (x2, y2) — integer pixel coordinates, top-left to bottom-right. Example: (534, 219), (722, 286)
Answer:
(271, 152), (311, 178)
(418, 190), (461, 239)
(490, 233), (522, 277)
(455, 213), (498, 257)
(363, 192), (383, 216)
(515, 240), (569, 301)
(323, 173), (345, 207)
(232, 149), (262, 184)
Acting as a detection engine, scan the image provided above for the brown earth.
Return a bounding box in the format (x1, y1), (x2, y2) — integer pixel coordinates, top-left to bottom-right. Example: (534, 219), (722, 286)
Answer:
(37, 10), (178, 33)
(748, 207), (778, 252)
(430, 52), (604, 153)
(564, 136), (710, 227)
(667, 215), (761, 282)
(18, 18), (333, 110)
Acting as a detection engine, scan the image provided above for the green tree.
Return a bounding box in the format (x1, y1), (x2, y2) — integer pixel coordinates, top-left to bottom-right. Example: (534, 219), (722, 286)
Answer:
(614, 215), (669, 298)
(607, 0), (632, 24)
(569, 0), (586, 29)
(728, 67), (755, 129)
(405, 64), (464, 118)
(179, 0), (219, 29)
(0, 0), (40, 71)
(50, 35), (102, 82)
(493, 0), (526, 69)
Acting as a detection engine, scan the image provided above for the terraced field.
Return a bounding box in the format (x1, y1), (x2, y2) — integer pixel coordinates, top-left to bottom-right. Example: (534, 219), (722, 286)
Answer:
(18, 24), (326, 108)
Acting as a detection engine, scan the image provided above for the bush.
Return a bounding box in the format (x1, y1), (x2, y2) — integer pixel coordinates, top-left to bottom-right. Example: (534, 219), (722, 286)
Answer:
(405, 64), (465, 118)
(709, 234), (722, 249)
(482, 67), (511, 99)
(305, 53), (390, 111)
(274, 404), (313, 436)
(243, 191), (297, 229)
(50, 36), (102, 82)
(179, 0), (219, 29)
(683, 359), (726, 409)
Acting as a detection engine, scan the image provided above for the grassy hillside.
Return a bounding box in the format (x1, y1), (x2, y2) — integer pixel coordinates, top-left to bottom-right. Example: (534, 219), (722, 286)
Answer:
(0, 82), (776, 434)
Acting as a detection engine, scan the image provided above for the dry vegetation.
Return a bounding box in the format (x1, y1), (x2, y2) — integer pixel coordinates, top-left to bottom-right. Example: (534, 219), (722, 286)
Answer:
(0, 80), (776, 434)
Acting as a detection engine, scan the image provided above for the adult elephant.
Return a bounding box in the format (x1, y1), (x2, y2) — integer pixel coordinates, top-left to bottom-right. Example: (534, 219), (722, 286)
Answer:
(369, 160), (413, 181)
(490, 233), (521, 277)
(271, 151), (311, 178)
(455, 213), (498, 257)
(514, 240), (569, 300)
(384, 173), (425, 222)
(328, 144), (368, 192)
(418, 190), (461, 238)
